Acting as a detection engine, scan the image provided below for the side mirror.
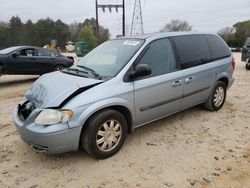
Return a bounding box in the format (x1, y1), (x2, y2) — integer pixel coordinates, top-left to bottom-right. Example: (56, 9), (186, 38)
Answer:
(12, 52), (20, 58)
(129, 64), (151, 79)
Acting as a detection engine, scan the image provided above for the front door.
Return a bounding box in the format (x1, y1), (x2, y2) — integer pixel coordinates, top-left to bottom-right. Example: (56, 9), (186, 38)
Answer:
(133, 38), (183, 126)
(7, 48), (36, 74)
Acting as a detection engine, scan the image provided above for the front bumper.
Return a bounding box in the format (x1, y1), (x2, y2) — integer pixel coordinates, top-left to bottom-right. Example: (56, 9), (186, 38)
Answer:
(13, 105), (82, 154)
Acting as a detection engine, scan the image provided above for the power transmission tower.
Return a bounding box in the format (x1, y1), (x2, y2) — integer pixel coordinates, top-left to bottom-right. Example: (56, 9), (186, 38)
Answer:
(130, 0), (144, 35)
(95, 0), (125, 40)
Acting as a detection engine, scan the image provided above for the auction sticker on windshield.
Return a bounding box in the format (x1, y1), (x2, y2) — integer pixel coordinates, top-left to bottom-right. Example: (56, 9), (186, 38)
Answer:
(123, 41), (140, 46)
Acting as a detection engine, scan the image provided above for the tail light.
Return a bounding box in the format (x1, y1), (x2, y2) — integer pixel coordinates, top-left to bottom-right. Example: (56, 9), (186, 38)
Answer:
(232, 58), (235, 71)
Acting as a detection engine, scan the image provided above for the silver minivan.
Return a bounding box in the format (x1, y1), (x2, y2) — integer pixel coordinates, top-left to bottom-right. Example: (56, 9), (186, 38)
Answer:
(13, 32), (235, 159)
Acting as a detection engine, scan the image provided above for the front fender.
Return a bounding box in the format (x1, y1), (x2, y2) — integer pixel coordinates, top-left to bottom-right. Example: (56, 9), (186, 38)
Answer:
(68, 98), (135, 129)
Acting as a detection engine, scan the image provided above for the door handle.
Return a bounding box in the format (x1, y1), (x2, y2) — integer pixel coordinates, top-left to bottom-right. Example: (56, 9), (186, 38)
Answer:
(185, 76), (195, 84)
(172, 80), (182, 87)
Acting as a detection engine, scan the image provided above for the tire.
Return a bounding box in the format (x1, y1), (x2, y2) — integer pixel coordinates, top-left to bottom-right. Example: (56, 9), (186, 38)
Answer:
(54, 65), (65, 71)
(203, 81), (227, 111)
(0, 64), (5, 75)
(81, 109), (127, 159)
(246, 59), (250, 70)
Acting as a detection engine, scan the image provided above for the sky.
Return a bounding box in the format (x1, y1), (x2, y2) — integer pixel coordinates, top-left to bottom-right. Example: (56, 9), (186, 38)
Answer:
(0, 0), (249, 38)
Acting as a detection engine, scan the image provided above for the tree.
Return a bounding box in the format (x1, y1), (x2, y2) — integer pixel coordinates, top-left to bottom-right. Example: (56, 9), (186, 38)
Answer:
(81, 18), (110, 44)
(34, 18), (55, 46)
(22, 19), (36, 45)
(69, 22), (82, 42)
(233, 20), (250, 47)
(99, 26), (111, 43)
(0, 26), (10, 49)
(161, 19), (192, 32)
(54, 19), (70, 47)
(217, 27), (236, 47)
(77, 26), (96, 48)
(9, 16), (23, 45)
(82, 18), (97, 34)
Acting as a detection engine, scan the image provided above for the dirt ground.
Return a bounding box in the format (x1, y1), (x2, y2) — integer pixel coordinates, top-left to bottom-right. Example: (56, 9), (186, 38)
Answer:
(0, 53), (249, 188)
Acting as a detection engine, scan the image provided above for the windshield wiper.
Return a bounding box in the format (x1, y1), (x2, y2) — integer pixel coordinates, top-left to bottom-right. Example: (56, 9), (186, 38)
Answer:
(76, 65), (100, 78)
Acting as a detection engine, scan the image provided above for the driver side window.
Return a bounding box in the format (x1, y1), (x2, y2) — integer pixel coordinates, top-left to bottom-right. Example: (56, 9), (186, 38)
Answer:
(19, 49), (35, 57)
(137, 38), (177, 78)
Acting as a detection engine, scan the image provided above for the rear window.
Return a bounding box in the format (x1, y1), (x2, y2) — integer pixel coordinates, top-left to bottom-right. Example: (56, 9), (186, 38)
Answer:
(206, 35), (231, 59)
(172, 35), (212, 69)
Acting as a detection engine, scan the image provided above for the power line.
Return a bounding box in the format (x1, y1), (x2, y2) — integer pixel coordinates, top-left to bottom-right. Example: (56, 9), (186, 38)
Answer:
(95, 0), (125, 39)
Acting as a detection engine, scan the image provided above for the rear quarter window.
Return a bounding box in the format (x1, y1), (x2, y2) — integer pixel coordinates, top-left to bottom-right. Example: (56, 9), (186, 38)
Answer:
(172, 35), (212, 69)
(206, 35), (231, 60)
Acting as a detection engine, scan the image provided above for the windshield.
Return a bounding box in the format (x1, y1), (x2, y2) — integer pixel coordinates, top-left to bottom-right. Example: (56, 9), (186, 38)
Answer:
(71, 39), (144, 78)
(0, 46), (20, 54)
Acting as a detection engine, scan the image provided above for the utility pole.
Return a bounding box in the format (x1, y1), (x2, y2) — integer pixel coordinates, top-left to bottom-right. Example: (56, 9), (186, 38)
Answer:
(95, 0), (99, 40)
(122, 0), (125, 36)
(95, 0), (126, 38)
(130, 0), (144, 35)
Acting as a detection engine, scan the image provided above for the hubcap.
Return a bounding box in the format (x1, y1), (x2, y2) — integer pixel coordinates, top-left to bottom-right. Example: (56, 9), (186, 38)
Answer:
(96, 120), (122, 152)
(213, 86), (225, 107)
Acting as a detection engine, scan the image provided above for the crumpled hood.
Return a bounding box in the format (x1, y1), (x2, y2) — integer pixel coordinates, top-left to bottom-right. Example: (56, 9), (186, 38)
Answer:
(26, 71), (103, 108)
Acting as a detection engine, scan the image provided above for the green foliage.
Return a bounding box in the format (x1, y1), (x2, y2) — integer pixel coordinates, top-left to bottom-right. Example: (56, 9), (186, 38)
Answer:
(233, 20), (250, 47)
(9, 16), (23, 45)
(99, 26), (111, 44)
(77, 26), (96, 48)
(22, 19), (36, 45)
(35, 18), (57, 46)
(0, 26), (10, 49)
(0, 16), (110, 50)
(218, 20), (250, 47)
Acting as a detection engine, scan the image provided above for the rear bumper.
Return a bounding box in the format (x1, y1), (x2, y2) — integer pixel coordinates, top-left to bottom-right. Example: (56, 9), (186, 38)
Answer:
(228, 77), (235, 89)
(13, 105), (82, 154)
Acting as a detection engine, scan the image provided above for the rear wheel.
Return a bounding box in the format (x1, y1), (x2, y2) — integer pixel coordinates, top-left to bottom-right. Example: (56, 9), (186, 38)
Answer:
(81, 109), (127, 159)
(204, 81), (227, 111)
(246, 59), (250, 70)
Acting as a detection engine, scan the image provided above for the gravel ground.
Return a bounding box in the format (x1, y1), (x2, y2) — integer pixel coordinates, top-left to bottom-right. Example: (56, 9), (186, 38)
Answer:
(0, 52), (249, 188)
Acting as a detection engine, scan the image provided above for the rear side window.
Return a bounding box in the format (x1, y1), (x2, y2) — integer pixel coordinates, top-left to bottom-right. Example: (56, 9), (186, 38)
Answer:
(37, 48), (51, 57)
(172, 35), (212, 69)
(137, 38), (176, 78)
(206, 35), (231, 59)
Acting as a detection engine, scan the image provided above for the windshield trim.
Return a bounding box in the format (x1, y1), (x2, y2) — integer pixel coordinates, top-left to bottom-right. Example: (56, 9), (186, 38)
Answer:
(73, 38), (145, 78)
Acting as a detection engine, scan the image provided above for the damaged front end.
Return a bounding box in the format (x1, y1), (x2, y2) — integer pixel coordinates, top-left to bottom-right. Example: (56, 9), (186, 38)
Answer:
(18, 101), (36, 121)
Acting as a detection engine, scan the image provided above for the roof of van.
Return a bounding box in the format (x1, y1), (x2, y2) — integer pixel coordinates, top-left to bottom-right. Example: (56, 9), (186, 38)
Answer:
(118, 31), (217, 40)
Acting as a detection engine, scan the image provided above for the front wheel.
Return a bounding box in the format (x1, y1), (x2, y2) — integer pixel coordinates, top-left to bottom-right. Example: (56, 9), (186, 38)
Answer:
(204, 81), (227, 111)
(54, 65), (65, 71)
(81, 109), (127, 159)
